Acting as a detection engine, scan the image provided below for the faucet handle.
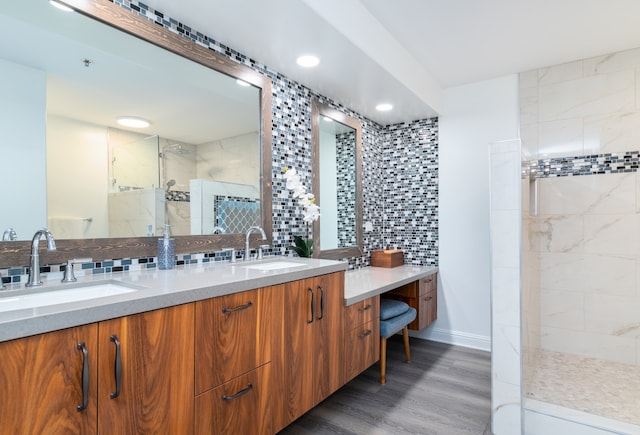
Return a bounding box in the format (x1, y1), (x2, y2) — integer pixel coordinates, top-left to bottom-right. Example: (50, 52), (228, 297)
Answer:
(61, 258), (93, 283)
(0, 271), (5, 290)
(221, 248), (236, 264)
(257, 244), (270, 261)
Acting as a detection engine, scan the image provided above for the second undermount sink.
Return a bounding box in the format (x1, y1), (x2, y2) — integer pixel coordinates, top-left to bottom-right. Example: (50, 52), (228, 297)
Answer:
(241, 261), (306, 271)
(0, 281), (141, 313)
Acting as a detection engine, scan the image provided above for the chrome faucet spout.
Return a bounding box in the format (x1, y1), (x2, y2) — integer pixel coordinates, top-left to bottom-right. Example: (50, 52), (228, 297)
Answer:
(244, 226), (267, 261)
(26, 229), (56, 288)
(2, 228), (17, 241)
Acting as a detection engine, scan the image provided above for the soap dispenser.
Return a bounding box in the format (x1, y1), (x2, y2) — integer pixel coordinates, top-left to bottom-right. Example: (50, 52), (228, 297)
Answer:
(157, 224), (175, 270)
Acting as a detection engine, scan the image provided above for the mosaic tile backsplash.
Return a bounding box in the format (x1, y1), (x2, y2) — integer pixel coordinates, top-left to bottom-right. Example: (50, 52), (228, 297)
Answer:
(524, 151), (640, 179)
(1, 0), (439, 282)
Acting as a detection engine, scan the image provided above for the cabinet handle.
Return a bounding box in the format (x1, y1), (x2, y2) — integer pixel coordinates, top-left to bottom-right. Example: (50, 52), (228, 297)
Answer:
(109, 335), (122, 399)
(76, 342), (89, 412)
(359, 304), (372, 312)
(424, 296), (433, 301)
(222, 383), (253, 401)
(222, 300), (253, 314)
(317, 286), (325, 320)
(307, 287), (315, 324)
(358, 330), (373, 339)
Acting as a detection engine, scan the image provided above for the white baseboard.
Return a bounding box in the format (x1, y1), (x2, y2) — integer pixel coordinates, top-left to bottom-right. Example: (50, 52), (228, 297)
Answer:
(411, 327), (491, 352)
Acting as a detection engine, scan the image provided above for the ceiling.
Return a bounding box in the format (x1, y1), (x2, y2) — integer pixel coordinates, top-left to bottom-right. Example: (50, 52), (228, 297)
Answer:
(144, 0), (640, 125)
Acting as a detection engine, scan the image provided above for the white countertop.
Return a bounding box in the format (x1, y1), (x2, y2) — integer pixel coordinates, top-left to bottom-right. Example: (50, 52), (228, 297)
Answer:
(0, 257), (347, 342)
(344, 265), (438, 305)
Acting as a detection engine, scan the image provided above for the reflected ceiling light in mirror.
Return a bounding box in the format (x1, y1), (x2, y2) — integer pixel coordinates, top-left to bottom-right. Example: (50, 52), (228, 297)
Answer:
(49, 0), (74, 12)
(322, 116), (333, 122)
(116, 116), (151, 128)
(296, 55), (320, 68)
(236, 79), (251, 87)
(375, 103), (393, 111)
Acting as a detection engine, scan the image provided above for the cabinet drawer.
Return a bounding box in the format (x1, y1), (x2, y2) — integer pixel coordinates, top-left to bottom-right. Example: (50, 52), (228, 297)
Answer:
(418, 289), (437, 329)
(343, 319), (379, 383)
(195, 363), (272, 435)
(344, 296), (379, 330)
(195, 288), (273, 394)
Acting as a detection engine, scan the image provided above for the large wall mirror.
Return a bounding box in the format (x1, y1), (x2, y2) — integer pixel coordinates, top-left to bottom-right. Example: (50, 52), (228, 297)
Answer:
(0, 0), (272, 266)
(311, 99), (363, 260)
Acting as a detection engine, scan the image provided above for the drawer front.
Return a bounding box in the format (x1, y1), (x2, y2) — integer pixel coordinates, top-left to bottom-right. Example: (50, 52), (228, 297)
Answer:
(195, 363), (272, 435)
(418, 289), (437, 328)
(417, 274), (437, 297)
(345, 296), (379, 330)
(195, 288), (273, 394)
(343, 319), (380, 383)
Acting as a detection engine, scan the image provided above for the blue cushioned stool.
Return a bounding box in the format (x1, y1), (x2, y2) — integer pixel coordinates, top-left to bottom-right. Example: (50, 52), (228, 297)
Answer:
(379, 298), (417, 384)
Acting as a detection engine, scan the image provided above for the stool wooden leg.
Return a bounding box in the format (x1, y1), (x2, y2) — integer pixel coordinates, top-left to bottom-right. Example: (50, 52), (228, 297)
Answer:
(380, 336), (387, 384)
(402, 326), (411, 363)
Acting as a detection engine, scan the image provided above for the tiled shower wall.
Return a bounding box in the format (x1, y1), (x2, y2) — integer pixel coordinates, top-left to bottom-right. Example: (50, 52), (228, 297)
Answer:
(520, 46), (640, 377)
(2, 1), (439, 283)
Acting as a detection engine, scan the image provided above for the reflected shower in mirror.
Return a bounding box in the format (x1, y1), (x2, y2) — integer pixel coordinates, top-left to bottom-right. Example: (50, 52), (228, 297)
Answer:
(311, 99), (363, 259)
(0, 0), (271, 244)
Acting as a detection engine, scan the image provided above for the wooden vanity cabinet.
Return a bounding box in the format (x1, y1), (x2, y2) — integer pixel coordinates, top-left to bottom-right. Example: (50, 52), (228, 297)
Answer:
(0, 304), (194, 435)
(343, 296), (380, 383)
(0, 324), (99, 435)
(194, 287), (276, 435)
(385, 273), (438, 330)
(277, 272), (344, 430)
(97, 303), (195, 434)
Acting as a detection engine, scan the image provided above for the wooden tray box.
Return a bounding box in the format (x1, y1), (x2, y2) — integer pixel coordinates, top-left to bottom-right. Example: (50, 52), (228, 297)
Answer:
(371, 249), (404, 268)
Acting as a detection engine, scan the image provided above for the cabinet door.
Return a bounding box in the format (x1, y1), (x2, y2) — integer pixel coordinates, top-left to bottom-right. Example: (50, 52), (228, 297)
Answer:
(313, 271), (344, 401)
(0, 324), (98, 435)
(195, 363), (272, 435)
(281, 277), (317, 423)
(97, 304), (195, 434)
(195, 288), (273, 394)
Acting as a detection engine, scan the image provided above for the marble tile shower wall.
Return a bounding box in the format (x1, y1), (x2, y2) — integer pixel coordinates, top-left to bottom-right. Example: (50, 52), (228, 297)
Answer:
(520, 45), (640, 368)
(3, 0), (443, 284)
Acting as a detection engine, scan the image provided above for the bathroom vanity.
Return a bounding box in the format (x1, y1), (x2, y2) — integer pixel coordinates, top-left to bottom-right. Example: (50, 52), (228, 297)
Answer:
(0, 259), (437, 434)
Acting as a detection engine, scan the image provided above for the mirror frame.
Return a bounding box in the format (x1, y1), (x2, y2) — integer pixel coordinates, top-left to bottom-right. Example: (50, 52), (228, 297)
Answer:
(311, 99), (363, 260)
(0, 0), (273, 268)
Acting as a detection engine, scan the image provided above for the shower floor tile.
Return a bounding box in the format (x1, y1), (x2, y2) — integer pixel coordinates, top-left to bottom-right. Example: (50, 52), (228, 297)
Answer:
(526, 350), (640, 426)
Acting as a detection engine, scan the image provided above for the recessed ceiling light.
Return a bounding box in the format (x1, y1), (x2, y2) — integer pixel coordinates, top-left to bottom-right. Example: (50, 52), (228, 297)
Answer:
(117, 116), (151, 129)
(236, 79), (251, 87)
(376, 103), (393, 112)
(49, 0), (74, 12)
(296, 55), (320, 68)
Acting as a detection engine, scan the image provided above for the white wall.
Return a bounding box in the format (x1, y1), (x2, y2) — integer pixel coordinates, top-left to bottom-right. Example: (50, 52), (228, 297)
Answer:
(0, 59), (47, 239)
(47, 116), (109, 238)
(420, 75), (519, 350)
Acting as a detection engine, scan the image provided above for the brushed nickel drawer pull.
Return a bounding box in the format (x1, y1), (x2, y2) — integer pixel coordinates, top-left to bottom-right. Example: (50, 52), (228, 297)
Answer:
(358, 330), (373, 338)
(222, 301), (253, 314)
(222, 383), (253, 400)
(76, 342), (89, 412)
(359, 304), (372, 312)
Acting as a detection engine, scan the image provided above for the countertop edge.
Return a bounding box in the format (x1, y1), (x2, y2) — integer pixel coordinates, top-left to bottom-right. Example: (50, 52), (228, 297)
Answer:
(343, 266), (438, 306)
(0, 259), (347, 342)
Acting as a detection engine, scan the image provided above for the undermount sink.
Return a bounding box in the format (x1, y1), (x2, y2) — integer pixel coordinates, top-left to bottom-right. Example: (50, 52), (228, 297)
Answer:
(0, 281), (141, 313)
(241, 261), (306, 271)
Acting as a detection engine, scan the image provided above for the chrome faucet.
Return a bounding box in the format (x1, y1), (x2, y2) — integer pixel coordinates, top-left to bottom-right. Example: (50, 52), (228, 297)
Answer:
(2, 228), (17, 241)
(244, 226), (267, 261)
(26, 229), (56, 288)
(211, 226), (226, 234)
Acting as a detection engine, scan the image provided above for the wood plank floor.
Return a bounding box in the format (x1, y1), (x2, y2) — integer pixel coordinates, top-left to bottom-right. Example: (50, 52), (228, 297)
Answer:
(279, 337), (492, 435)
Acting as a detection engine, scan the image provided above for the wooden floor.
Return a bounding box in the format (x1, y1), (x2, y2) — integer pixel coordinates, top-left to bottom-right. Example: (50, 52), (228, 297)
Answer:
(279, 337), (492, 435)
